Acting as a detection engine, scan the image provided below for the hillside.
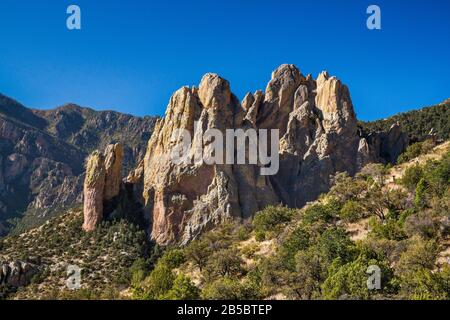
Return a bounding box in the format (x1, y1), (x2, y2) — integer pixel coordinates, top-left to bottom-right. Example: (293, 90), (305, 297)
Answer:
(0, 93), (157, 235)
(128, 141), (449, 300)
(1, 140), (448, 300)
(0, 206), (151, 299)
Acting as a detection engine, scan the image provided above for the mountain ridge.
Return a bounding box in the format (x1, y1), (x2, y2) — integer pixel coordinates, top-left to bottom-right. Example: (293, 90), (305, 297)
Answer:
(0, 93), (157, 235)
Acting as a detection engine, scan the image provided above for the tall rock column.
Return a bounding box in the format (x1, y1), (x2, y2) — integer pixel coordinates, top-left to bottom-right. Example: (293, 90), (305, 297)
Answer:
(82, 143), (124, 231)
(82, 151), (106, 231)
(104, 143), (124, 201)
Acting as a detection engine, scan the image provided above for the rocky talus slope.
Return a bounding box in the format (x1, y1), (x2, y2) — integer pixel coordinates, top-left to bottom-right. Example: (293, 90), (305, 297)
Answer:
(0, 94), (157, 235)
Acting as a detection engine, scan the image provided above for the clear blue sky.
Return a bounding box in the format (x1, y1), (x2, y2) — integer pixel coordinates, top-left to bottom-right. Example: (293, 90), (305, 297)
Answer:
(0, 0), (449, 120)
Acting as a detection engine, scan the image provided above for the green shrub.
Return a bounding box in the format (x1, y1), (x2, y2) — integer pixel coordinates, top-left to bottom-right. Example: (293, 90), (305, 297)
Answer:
(396, 236), (439, 275)
(290, 248), (327, 299)
(236, 225), (251, 241)
(201, 278), (260, 300)
(141, 263), (175, 300)
(204, 248), (245, 280)
(317, 227), (356, 265)
(241, 243), (259, 259)
(159, 249), (186, 269)
(281, 226), (311, 269)
(302, 203), (336, 225)
(329, 173), (367, 204)
(340, 200), (365, 223)
(322, 255), (395, 300)
(369, 218), (407, 241)
(253, 206), (295, 239)
(398, 140), (435, 164)
(399, 266), (450, 300)
(414, 178), (429, 209)
(185, 239), (211, 272)
(404, 213), (440, 239)
(401, 165), (424, 191)
(255, 230), (266, 242)
(162, 274), (200, 300)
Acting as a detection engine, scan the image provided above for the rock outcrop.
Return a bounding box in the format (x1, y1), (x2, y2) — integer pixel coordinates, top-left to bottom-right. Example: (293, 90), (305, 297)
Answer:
(77, 64), (409, 245)
(82, 151), (106, 232)
(362, 122), (410, 165)
(103, 143), (124, 201)
(82, 143), (123, 232)
(0, 260), (40, 288)
(0, 93), (156, 234)
(138, 64), (395, 245)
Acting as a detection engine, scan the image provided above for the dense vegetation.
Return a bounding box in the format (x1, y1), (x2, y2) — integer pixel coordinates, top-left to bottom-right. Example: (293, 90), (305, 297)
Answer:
(129, 144), (450, 300)
(359, 101), (449, 142)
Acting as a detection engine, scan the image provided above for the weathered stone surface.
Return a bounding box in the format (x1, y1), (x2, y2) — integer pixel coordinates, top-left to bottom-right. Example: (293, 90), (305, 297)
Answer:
(139, 64), (378, 245)
(82, 151), (106, 232)
(142, 75), (248, 244)
(381, 123), (409, 163)
(82, 143), (125, 231)
(362, 122), (409, 165)
(81, 64), (407, 245)
(103, 143), (124, 201)
(125, 160), (144, 184)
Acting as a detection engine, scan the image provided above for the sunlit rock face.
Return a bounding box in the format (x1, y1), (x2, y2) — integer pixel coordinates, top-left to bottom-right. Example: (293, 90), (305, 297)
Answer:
(82, 143), (123, 232)
(139, 64), (395, 245)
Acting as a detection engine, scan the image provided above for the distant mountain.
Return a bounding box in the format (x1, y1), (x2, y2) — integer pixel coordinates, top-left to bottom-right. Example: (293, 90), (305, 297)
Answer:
(359, 100), (450, 142)
(0, 93), (157, 235)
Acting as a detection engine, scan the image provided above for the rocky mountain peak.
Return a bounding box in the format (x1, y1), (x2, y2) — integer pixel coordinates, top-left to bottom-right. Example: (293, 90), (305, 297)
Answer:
(198, 73), (232, 110)
(138, 64), (400, 244)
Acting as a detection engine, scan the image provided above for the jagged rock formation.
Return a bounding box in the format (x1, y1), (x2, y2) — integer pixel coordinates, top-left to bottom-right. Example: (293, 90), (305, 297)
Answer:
(365, 122), (409, 164)
(83, 143), (123, 231)
(0, 94), (156, 235)
(0, 260), (40, 288)
(138, 64), (407, 245)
